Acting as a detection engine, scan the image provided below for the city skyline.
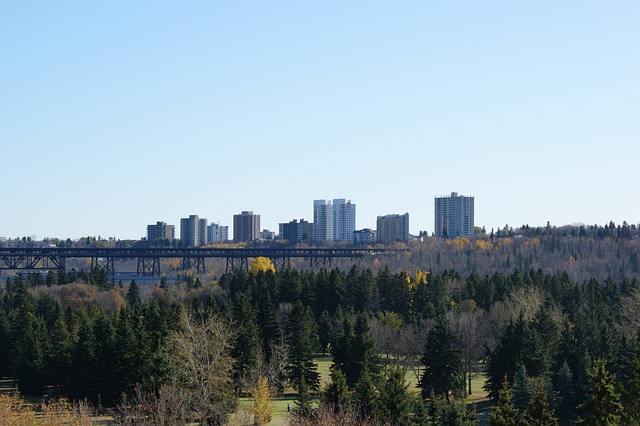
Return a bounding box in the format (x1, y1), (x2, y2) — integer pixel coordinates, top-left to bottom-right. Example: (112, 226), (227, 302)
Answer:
(2, 1), (639, 240)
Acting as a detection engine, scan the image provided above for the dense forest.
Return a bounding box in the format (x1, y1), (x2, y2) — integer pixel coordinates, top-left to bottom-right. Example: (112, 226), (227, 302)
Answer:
(2, 225), (640, 424)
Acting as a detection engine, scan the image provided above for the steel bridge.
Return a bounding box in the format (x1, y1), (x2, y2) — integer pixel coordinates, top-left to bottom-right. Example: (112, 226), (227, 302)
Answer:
(0, 247), (403, 276)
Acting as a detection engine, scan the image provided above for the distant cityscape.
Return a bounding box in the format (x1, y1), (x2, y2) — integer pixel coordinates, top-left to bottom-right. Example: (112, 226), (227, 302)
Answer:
(144, 193), (475, 247)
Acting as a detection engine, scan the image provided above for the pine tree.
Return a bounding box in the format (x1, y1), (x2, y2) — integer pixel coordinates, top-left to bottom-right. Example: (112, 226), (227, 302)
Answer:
(419, 315), (465, 402)
(575, 358), (622, 426)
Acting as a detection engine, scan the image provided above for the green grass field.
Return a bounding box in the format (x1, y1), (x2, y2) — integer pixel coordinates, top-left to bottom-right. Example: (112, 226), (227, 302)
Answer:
(229, 358), (491, 426)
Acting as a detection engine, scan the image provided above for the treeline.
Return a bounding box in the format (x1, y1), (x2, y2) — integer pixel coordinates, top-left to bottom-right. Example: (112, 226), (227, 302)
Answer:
(392, 223), (640, 283)
(3, 263), (640, 424)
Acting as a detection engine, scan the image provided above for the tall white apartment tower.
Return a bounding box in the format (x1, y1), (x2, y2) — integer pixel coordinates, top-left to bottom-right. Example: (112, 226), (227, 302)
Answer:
(313, 200), (333, 242)
(333, 199), (356, 242)
(434, 192), (474, 238)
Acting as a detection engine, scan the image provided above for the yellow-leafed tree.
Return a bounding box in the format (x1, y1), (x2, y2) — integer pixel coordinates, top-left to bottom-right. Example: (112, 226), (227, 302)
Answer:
(0, 394), (34, 426)
(249, 257), (276, 275)
(252, 375), (272, 425)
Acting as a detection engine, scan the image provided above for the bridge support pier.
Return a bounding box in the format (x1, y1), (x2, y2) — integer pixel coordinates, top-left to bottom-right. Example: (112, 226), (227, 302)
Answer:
(182, 256), (205, 274)
(91, 257), (114, 276)
(226, 257), (248, 274)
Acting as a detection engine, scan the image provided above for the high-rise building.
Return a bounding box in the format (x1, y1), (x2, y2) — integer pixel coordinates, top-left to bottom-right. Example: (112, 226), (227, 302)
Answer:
(434, 192), (474, 238)
(279, 219), (314, 243)
(233, 211), (260, 242)
(377, 213), (410, 243)
(333, 199), (356, 242)
(180, 214), (200, 247)
(146, 221), (175, 243)
(313, 200), (333, 242)
(207, 222), (229, 243)
(198, 218), (208, 246)
(313, 199), (356, 243)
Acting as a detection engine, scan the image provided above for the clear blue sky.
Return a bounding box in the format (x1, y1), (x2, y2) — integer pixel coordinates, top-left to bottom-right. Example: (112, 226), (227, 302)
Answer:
(1, 1), (639, 240)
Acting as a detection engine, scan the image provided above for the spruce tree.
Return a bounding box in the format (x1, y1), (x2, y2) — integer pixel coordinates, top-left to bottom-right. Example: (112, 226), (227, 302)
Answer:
(257, 292), (280, 361)
(323, 369), (350, 412)
(126, 280), (141, 307)
(553, 361), (576, 425)
(353, 367), (378, 420)
(351, 312), (380, 385)
(332, 316), (354, 385)
(621, 348), (640, 426)
(0, 305), (11, 378)
(512, 364), (533, 413)
(527, 378), (558, 426)
(485, 315), (527, 400)
(230, 294), (260, 390)
(490, 376), (529, 426)
(419, 315), (464, 402)
(285, 302), (320, 402)
(377, 365), (413, 424)
(575, 358), (622, 426)
(317, 309), (333, 354)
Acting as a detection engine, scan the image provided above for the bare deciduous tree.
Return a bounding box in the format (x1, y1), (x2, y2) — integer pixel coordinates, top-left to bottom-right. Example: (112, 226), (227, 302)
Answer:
(449, 310), (486, 395)
(118, 385), (190, 425)
(164, 310), (237, 424)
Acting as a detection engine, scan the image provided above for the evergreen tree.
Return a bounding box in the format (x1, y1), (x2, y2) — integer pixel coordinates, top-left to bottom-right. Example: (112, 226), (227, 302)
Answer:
(92, 309), (118, 403)
(553, 361), (576, 425)
(0, 306), (11, 378)
(126, 280), (141, 307)
(485, 315), (527, 399)
(68, 314), (97, 400)
(43, 309), (71, 388)
(257, 292), (280, 361)
(353, 367), (378, 420)
(230, 294), (260, 390)
(490, 376), (529, 426)
(323, 369), (350, 412)
(512, 364), (533, 413)
(317, 309), (333, 354)
(159, 276), (168, 291)
(285, 302), (320, 401)
(332, 316), (354, 384)
(419, 315), (465, 402)
(351, 312), (380, 385)
(575, 358), (622, 426)
(377, 365), (413, 424)
(527, 378), (558, 426)
(621, 347), (640, 426)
